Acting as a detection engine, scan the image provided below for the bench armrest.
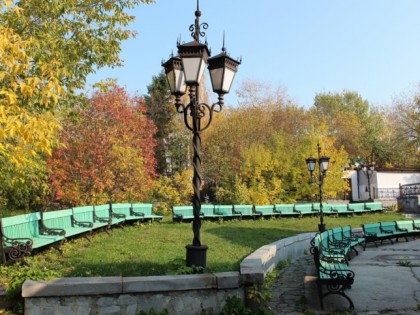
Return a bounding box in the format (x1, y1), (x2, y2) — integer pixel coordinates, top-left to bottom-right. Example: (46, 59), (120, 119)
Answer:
(414, 223), (420, 230)
(94, 213), (111, 223)
(130, 209), (145, 217)
(111, 212), (125, 219)
(215, 211), (223, 215)
(40, 225), (65, 236)
(381, 229), (393, 234)
(233, 209), (242, 215)
(71, 217), (93, 228)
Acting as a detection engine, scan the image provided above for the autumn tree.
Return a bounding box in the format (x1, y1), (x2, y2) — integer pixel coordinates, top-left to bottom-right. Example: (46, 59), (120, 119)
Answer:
(48, 85), (157, 206)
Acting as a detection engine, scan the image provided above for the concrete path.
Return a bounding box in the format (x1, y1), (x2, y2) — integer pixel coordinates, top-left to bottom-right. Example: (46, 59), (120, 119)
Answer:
(268, 238), (420, 314)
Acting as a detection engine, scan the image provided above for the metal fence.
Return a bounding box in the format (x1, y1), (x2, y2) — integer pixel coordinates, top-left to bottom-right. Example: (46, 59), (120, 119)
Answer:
(400, 183), (420, 197)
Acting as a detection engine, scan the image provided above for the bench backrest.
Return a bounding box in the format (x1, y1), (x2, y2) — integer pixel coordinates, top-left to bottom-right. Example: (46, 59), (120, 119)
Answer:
(380, 221), (397, 233)
(72, 206), (95, 222)
(1, 212), (42, 238)
(131, 203), (153, 216)
(233, 205), (253, 215)
(312, 203), (333, 213)
(362, 223), (381, 235)
(110, 203), (131, 216)
(42, 209), (73, 229)
(294, 204), (313, 213)
(214, 205), (234, 216)
(172, 206), (194, 217)
(347, 203), (365, 211)
(274, 204), (295, 213)
(341, 225), (353, 239)
(94, 204), (111, 221)
(200, 205), (215, 216)
(395, 220), (415, 232)
(254, 205), (274, 214)
(331, 227), (344, 241)
(331, 204), (348, 212)
(364, 202), (383, 210)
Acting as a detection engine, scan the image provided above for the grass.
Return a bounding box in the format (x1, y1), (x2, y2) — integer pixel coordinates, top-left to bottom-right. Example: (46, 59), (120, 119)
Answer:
(0, 212), (405, 283)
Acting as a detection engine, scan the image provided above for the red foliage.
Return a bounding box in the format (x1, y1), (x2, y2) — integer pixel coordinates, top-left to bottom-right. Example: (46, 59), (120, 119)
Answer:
(48, 85), (157, 205)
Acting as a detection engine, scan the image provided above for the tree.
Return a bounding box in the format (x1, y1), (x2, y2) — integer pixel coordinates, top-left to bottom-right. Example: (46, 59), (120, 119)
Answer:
(0, 0), (155, 209)
(48, 85), (157, 206)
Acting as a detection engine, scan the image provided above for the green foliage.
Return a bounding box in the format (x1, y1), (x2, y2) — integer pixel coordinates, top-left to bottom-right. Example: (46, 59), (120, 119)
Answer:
(221, 296), (274, 315)
(1, 264), (60, 312)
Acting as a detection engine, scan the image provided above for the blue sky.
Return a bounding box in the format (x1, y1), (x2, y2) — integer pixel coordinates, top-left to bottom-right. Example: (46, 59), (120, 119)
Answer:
(87, 0), (420, 108)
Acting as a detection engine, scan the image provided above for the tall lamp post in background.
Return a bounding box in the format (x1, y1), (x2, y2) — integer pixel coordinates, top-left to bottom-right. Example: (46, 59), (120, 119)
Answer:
(362, 163), (375, 201)
(306, 143), (330, 232)
(162, 0), (240, 268)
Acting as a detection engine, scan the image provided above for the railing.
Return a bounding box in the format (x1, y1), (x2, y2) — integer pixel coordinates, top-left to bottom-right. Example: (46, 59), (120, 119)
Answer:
(400, 183), (420, 197)
(375, 188), (400, 199)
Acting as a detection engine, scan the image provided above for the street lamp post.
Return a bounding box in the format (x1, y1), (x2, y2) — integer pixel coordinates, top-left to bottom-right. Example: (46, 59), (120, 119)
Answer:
(306, 143), (330, 232)
(362, 164), (375, 201)
(162, 0), (240, 269)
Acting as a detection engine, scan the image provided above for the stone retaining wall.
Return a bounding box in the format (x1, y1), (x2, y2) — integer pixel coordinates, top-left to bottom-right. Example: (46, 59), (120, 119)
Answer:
(22, 233), (315, 315)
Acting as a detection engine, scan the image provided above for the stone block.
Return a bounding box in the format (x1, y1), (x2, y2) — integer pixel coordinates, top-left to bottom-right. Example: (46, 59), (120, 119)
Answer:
(22, 277), (123, 297)
(123, 274), (216, 293)
(214, 272), (241, 289)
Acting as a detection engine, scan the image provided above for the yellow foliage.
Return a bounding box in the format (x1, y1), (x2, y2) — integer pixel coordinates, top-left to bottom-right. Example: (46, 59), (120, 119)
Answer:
(0, 6), (64, 170)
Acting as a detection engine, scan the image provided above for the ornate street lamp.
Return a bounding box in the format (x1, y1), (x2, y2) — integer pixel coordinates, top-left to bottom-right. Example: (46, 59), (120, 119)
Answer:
(306, 143), (330, 232)
(162, 0), (240, 269)
(362, 163), (375, 201)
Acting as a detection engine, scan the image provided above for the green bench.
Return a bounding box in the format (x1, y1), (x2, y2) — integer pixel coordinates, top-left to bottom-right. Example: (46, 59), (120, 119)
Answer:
(254, 205), (279, 218)
(110, 203), (142, 222)
(312, 203), (334, 215)
(331, 204), (354, 215)
(172, 206), (199, 223)
(362, 222), (393, 246)
(233, 205), (254, 218)
(0, 212), (65, 265)
(347, 203), (366, 214)
(72, 205), (111, 234)
(380, 221), (408, 242)
(131, 203), (163, 222)
(41, 209), (93, 239)
(395, 220), (418, 237)
(294, 204), (314, 216)
(274, 204), (299, 217)
(311, 234), (355, 310)
(364, 202), (385, 212)
(214, 205), (241, 220)
(200, 204), (222, 220)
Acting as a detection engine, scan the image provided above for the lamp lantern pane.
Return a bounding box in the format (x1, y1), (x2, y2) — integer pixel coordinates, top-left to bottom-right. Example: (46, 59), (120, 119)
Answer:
(306, 157), (316, 172)
(178, 41), (210, 85)
(162, 56), (187, 96)
(319, 156), (330, 173)
(208, 52), (240, 94)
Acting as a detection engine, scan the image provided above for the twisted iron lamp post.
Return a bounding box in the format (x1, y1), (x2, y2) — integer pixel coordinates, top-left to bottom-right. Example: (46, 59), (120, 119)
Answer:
(306, 143), (330, 232)
(162, 0), (240, 268)
(362, 163), (375, 201)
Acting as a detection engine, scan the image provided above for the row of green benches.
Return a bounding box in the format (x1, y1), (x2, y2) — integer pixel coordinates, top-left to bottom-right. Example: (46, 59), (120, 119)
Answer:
(0, 203), (162, 265)
(172, 202), (385, 222)
(311, 219), (420, 310)
(362, 219), (420, 245)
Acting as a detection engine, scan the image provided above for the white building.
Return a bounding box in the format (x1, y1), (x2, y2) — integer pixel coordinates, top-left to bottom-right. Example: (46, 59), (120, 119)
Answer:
(346, 169), (420, 202)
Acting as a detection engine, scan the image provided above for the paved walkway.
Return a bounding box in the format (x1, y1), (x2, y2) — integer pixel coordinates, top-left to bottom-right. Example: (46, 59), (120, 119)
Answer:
(268, 238), (420, 314)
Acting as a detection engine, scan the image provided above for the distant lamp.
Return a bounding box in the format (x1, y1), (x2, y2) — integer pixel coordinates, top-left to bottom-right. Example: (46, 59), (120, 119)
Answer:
(306, 157), (317, 174)
(319, 156), (330, 173)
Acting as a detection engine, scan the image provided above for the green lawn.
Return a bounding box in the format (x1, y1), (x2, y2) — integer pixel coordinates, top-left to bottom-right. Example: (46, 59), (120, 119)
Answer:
(0, 211), (404, 281)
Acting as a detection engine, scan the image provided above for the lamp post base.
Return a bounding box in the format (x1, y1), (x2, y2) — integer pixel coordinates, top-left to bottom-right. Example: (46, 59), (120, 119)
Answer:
(186, 244), (208, 270)
(318, 223), (326, 232)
